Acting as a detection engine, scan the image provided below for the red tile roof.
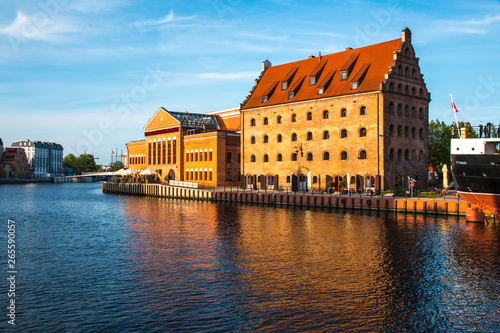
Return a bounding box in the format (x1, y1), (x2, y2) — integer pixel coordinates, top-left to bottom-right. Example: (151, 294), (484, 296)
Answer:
(242, 38), (402, 110)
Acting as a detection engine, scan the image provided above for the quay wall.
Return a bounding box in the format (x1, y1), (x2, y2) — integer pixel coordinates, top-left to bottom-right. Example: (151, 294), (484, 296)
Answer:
(102, 182), (472, 217)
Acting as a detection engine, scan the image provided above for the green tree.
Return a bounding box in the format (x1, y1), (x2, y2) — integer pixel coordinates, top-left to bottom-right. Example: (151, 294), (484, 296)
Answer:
(110, 161), (124, 171)
(428, 119), (453, 170)
(63, 153), (78, 170)
(77, 154), (99, 173)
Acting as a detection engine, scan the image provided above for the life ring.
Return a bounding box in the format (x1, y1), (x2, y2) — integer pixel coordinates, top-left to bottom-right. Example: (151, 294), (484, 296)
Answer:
(366, 199), (372, 206)
(341, 198), (346, 204)
(409, 180), (415, 187)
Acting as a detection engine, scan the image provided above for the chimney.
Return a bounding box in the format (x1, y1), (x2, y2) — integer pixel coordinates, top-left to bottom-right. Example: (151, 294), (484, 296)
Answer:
(318, 51), (322, 59)
(402, 27), (411, 43)
(262, 60), (272, 71)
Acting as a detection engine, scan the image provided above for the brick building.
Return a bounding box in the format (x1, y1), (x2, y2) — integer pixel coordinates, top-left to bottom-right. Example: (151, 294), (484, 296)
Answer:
(0, 144), (30, 178)
(126, 107), (240, 186)
(240, 28), (430, 192)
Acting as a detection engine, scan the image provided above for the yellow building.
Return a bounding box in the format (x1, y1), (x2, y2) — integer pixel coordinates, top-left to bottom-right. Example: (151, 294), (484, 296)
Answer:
(126, 107), (240, 186)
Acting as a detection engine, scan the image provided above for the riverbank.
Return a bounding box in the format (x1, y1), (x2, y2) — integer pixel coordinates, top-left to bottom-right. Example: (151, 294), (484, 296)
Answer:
(0, 178), (51, 184)
(102, 182), (479, 218)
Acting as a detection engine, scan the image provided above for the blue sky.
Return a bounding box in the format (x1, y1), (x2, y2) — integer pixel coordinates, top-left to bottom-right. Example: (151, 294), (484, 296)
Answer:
(1, 0), (499, 164)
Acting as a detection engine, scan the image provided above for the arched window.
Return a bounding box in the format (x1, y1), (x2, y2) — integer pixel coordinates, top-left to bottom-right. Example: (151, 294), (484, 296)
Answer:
(388, 102), (394, 114)
(251, 136), (256, 144)
(359, 150), (367, 159)
(341, 129), (347, 138)
(398, 125), (402, 137)
(306, 132), (313, 141)
(277, 134), (282, 142)
(359, 128), (367, 137)
(250, 118), (255, 126)
(397, 103), (402, 115)
(390, 82), (394, 91)
(291, 114), (297, 122)
(263, 154), (269, 162)
(341, 151), (347, 160)
(412, 127), (416, 138)
(277, 154), (282, 162)
(405, 149), (409, 160)
(263, 135), (269, 143)
(323, 131), (329, 139)
(405, 67), (409, 77)
(412, 149), (416, 160)
(390, 148), (394, 160)
(405, 47), (409, 57)
(412, 87), (416, 96)
(291, 153), (297, 161)
(411, 106), (416, 118)
(307, 112), (312, 120)
(340, 108), (347, 117)
(397, 65), (401, 74)
(323, 152), (330, 160)
(419, 150), (424, 161)
(405, 85), (409, 95)
(412, 69), (416, 78)
(389, 124), (394, 136)
(419, 128), (423, 139)
(277, 115), (282, 123)
(263, 117), (269, 125)
(313, 176), (318, 184)
(307, 152), (313, 161)
(360, 106), (366, 115)
(419, 88), (423, 98)
(227, 152), (232, 163)
(291, 133), (297, 141)
(397, 149), (402, 160)
(398, 84), (402, 93)
(419, 108), (424, 119)
(250, 154), (256, 162)
(405, 105), (410, 117)
(323, 110), (329, 119)
(405, 126), (409, 138)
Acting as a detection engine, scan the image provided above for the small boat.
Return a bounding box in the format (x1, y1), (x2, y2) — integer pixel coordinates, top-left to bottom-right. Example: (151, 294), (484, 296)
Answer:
(450, 122), (500, 221)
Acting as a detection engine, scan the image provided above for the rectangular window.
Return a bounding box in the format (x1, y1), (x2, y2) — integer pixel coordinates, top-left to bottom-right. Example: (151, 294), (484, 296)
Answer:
(167, 141), (171, 164)
(318, 87), (324, 95)
(209, 151), (213, 161)
(186, 153), (190, 162)
(209, 172), (212, 181)
(204, 152), (207, 160)
(281, 81), (287, 90)
(162, 141), (166, 164)
(153, 142), (157, 165)
(148, 143), (151, 164)
(309, 76), (315, 85)
(262, 96), (268, 103)
(157, 142), (161, 164)
(351, 82), (358, 89)
(288, 91), (294, 99)
(173, 140), (177, 164)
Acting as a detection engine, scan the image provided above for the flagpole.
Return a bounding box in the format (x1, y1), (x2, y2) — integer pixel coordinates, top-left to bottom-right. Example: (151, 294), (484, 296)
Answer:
(450, 93), (460, 137)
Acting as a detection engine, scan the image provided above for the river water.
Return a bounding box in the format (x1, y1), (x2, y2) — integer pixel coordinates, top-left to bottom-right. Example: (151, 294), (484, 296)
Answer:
(1, 182), (500, 332)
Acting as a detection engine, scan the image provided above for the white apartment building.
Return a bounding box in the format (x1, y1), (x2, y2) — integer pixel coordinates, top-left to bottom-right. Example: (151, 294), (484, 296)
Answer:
(11, 140), (63, 178)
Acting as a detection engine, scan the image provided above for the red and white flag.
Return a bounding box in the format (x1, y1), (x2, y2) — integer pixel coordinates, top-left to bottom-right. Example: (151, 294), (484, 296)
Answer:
(450, 93), (459, 113)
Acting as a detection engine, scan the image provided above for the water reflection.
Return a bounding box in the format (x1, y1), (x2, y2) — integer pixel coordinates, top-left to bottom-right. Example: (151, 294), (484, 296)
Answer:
(2, 183), (500, 332)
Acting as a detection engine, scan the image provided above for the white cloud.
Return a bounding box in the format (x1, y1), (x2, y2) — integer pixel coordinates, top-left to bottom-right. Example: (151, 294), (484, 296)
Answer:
(0, 11), (79, 42)
(131, 9), (196, 27)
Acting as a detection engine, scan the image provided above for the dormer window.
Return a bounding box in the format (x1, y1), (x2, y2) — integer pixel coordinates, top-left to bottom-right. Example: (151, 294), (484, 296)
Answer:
(351, 82), (358, 89)
(288, 91), (294, 99)
(281, 81), (288, 90)
(262, 96), (268, 103)
(309, 76), (316, 86)
(318, 87), (324, 95)
(340, 71), (348, 81)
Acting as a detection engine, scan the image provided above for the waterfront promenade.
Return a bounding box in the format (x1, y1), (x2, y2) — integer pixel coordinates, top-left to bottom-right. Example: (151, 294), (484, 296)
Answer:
(102, 182), (477, 219)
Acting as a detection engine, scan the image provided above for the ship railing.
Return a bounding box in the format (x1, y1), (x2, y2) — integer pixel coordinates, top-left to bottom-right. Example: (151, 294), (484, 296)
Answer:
(454, 123), (500, 139)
